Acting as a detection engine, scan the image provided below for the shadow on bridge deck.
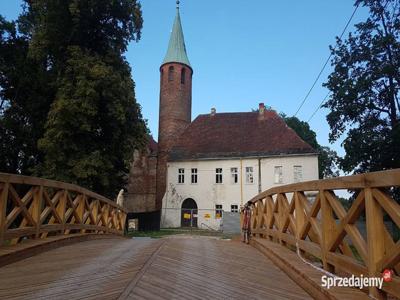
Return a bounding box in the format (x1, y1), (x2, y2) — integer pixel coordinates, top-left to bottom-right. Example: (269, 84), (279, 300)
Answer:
(0, 236), (311, 300)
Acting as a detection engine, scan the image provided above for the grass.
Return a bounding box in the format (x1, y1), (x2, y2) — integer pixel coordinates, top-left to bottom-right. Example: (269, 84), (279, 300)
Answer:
(126, 228), (235, 239)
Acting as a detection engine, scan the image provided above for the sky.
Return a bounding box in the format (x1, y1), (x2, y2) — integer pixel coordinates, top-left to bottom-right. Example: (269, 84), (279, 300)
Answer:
(0, 0), (370, 157)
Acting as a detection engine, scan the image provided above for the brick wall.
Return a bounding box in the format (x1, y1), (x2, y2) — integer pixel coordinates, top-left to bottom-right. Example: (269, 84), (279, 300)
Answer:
(156, 62), (193, 210)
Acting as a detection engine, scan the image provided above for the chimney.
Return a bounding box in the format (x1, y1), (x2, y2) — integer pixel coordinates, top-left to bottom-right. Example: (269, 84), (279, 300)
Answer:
(210, 107), (216, 116)
(259, 103), (265, 115)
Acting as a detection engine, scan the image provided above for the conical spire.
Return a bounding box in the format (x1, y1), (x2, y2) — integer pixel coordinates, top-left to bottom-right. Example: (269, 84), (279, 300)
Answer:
(162, 1), (191, 67)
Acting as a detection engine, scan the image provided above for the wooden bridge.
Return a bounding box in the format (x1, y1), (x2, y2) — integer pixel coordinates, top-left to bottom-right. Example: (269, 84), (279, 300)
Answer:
(0, 171), (399, 299)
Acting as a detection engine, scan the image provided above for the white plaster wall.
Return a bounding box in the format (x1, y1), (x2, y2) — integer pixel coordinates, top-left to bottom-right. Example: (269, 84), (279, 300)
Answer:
(161, 154), (318, 228)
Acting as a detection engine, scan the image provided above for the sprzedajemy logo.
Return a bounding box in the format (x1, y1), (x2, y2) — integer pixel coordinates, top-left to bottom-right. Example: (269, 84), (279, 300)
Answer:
(321, 271), (394, 290)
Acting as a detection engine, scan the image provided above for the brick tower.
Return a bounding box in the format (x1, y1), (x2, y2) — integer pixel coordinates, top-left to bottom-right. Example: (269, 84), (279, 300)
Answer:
(156, 1), (192, 211)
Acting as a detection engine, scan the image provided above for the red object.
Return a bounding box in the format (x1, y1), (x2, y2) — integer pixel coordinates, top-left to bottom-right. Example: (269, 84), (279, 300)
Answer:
(169, 111), (316, 161)
(382, 269), (393, 282)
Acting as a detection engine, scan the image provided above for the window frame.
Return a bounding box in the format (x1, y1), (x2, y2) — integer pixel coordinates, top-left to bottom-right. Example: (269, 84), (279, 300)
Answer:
(245, 166), (254, 184)
(231, 204), (239, 213)
(191, 168), (198, 184)
(178, 168), (185, 184)
(274, 166), (283, 184)
(215, 204), (223, 218)
(215, 168), (223, 184)
(230, 167), (238, 184)
(293, 165), (303, 183)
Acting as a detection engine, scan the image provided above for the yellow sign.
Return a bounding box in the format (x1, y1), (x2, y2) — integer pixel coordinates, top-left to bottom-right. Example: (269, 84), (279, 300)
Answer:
(216, 213), (221, 219)
(183, 213), (191, 219)
(204, 213), (211, 219)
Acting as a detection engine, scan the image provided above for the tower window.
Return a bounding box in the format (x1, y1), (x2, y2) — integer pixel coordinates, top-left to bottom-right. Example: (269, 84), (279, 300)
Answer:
(168, 66), (174, 81)
(181, 68), (186, 84)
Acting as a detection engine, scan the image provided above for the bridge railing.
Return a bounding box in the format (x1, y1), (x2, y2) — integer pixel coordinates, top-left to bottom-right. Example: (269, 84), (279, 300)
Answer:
(0, 173), (126, 246)
(245, 169), (400, 299)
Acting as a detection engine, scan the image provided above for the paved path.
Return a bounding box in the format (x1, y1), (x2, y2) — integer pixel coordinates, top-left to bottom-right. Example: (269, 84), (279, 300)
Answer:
(0, 236), (311, 299)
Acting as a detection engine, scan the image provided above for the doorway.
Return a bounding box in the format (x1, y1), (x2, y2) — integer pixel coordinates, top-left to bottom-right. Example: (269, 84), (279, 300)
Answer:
(181, 198), (198, 227)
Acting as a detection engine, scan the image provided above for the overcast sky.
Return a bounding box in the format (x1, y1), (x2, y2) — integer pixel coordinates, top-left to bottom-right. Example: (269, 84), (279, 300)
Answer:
(0, 1), (370, 157)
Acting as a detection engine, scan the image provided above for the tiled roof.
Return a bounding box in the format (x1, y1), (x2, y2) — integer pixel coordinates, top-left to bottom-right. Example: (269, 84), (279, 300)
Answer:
(169, 111), (317, 161)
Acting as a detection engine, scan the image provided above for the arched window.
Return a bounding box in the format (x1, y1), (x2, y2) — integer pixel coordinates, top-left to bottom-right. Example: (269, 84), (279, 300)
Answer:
(168, 66), (174, 82)
(181, 68), (186, 84)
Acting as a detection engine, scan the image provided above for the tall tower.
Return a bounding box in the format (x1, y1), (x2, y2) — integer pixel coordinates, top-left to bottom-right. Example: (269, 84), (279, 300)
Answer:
(156, 1), (193, 211)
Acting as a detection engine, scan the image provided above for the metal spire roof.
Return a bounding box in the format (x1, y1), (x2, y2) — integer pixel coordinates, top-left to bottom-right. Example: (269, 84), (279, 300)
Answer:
(162, 1), (191, 68)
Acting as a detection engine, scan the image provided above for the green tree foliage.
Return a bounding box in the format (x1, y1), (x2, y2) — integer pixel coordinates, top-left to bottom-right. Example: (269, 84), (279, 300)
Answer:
(323, 0), (400, 173)
(0, 15), (53, 174)
(281, 114), (339, 179)
(0, 1), (146, 197)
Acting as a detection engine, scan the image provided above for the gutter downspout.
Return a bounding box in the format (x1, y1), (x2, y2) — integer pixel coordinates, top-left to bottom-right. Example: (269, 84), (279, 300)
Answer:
(258, 158), (262, 194)
(240, 159), (243, 206)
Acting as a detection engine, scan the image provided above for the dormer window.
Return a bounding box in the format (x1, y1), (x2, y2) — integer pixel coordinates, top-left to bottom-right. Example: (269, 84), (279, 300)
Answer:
(168, 66), (174, 81)
(181, 68), (186, 84)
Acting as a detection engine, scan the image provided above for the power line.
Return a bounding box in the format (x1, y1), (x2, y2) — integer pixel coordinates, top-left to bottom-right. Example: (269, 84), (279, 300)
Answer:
(293, 4), (359, 117)
(307, 91), (330, 122)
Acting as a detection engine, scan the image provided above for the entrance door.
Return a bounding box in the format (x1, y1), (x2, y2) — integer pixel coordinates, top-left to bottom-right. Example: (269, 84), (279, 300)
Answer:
(181, 198), (198, 227)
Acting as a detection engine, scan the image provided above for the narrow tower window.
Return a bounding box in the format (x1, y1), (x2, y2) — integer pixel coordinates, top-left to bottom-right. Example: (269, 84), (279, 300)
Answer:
(168, 66), (174, 81)
(181, 68), (186, 84)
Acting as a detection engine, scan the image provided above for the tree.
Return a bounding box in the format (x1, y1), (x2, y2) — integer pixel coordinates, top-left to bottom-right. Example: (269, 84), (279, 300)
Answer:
(0, 15), (54, 174)
(281, 114), (340, 178)
(323, 0), (400, 173)
(0, 1), (147, 197)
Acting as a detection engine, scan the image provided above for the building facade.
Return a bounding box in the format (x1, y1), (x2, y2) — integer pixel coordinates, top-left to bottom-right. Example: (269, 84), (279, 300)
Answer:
(161, 109), (319, 229)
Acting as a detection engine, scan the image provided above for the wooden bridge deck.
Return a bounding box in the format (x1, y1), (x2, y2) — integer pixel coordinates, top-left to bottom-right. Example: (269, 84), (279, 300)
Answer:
(0, 236), (311, 300)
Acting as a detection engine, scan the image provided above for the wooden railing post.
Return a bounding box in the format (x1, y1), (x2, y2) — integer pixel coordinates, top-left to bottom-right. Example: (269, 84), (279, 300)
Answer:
(0, 182), (9, 246)
(320, 190), (335, 273)
(32, 186), (44, 239)
(294, 192), (305, 256)
(365, 187), (386, 300)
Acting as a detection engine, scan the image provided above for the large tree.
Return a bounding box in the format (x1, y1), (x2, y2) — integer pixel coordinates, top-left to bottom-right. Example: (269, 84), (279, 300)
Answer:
(0, 1), (147, 197)
(323, 0), (400, 173)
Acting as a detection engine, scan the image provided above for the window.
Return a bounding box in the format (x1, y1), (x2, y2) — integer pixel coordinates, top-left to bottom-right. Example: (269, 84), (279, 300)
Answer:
(181, 68), (186, 84)
(230, 167), (238, 184)
(191, 168), (198, 184)
(215, 168), (223, 184)
(231, 204), (239, 213)
(215, 204), (223, 218)
(274, 166), (283, 184)
(245, 166), (254, 184)
(178, 168), (184, 184)
(168, 66), (174, 81)
(294, 166), (303, 183)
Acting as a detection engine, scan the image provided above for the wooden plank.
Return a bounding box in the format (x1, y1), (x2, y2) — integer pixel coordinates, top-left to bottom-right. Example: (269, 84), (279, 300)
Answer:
(320, 190), (335, 272)
(0, 182), (9, 246)
(365, 187), (386, 300)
